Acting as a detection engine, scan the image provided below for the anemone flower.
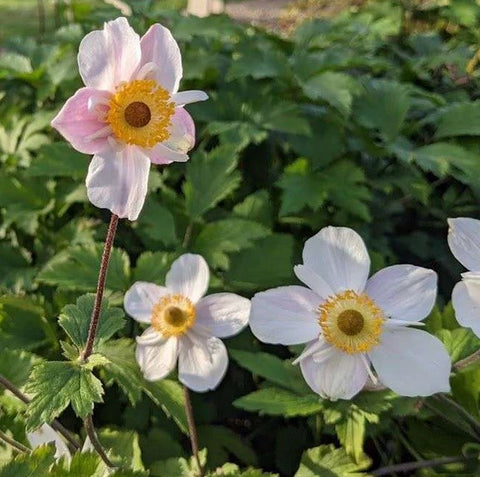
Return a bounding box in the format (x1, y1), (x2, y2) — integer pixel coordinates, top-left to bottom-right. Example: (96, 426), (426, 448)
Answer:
(124, 254), (250, 392)
(52, 17), (207, 220)
(249, 226), (451, 400)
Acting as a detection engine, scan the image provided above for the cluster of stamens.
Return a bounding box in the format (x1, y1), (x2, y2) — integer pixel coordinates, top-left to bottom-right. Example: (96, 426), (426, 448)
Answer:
(151, 294), (196, 338)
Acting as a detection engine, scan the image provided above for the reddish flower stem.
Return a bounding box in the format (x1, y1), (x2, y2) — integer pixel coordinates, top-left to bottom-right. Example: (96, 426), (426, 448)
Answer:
(183, 386), (204, 477)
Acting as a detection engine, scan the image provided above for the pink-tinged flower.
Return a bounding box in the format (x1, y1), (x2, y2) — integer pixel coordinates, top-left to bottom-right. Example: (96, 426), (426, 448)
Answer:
(124, 254), (250, 392)
(448, 217), (480, 337)
(249, 226), (451, 400)
(51, 17), (208, 220)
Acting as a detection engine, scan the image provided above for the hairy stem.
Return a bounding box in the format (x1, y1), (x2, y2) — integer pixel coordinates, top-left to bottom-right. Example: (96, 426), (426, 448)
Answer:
(84, 415), (114, 468)
(454, 349), (480, 371)
(183, 386), (204, 477)
(0, 429), (30, 454)
(82, 214), (119, 361)
(0, 374), (81, 451)
(371, 455), (466, 476)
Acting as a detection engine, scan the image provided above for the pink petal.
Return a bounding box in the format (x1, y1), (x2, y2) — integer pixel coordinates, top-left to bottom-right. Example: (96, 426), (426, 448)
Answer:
(51, 88), (111, 155)
(78, 17), (141, 91)
(86, 145), (150, 220)
(139, 23), (182, 93)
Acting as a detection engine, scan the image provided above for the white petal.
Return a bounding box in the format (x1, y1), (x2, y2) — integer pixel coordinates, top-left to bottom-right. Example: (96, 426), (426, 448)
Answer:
(448, 217), (480, 271)
(27, 424), (71, 461)
(135, 334), (178, 381)
(300, 344), (368, 400)
(78, 17), (141, 90)
(171, 90), (209, 106)
(366, 265), (437, 322)
(195, 293), (250, 338)
(301, 226), (370, 294)
(368, 328), (451, 396)
(148, 143), (189, 164)
(452, 279), (480, 337)
(294, 264), (334, 300)
(178, 331), (228, 392)
(86, 146), (150, 221)
(249, 286), (320, 345)
(124, 282), (169, 323)
(165, 254), (209, 303)
(136, 327), (164, 346)
(139, 23), (182, 93)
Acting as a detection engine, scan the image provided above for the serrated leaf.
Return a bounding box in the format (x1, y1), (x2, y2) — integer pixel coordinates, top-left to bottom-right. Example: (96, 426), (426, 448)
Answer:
(0, 349), (40, 389)
(233, 190), (273, 227)
(183, 146), (241, 219)
(335, 406), (367, 464)
(295, 444), (370, 477)
(133, 251), (177, 284)
(58, 294), (125, 352)
(234, 388), (322, 417)
(136, 197), (177, 247)
(50, 451), (100, 477)
(193, 219), (270, 269)
(436, 328), (480, 363)
(434, 102), (480, 138)
(26, 361), (103, 430)
(0, 445), (55, 477)
(97, 428), (144, 471)
(37, 244), (131, 291)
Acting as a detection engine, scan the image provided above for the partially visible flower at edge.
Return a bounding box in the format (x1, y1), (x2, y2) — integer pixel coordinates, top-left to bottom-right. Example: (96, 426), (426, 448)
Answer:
(448, 217), (480, 337)
(124, 253), (250, 392)
(249, 226), (451, 400)
(51, 17), (208, 221)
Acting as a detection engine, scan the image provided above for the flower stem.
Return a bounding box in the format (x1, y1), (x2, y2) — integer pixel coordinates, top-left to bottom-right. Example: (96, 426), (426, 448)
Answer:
(183, 386), (204, 477)
(0, 373), (81, 451)
(454, 349), (480, 370)
(84, 415), (114, 468)
(0, 429), (30, 454)
(371, 455), (466, 476)
(82, 214), (119, 361)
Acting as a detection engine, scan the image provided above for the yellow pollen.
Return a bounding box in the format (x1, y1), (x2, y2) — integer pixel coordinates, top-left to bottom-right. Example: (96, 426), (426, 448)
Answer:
(151, 294), (196, 338)
(319, 290), (384, 354)
(107, 79), (175, 148)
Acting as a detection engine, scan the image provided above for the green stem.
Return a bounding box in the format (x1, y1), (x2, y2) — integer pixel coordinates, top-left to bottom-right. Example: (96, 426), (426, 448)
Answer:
(0, 429), (30, 454)
(84, 415), (114, 468)
(371, 455), (466, 476)
(454, 349), (480, 370)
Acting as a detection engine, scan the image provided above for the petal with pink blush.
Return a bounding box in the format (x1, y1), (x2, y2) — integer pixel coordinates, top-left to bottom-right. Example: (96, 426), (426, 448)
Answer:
(51, 88), (111, 155)
(86, 145), (150, 220)
(78, 17), (141, 91)
(139, 23), (182, 93)
(148, 143), (189, 165)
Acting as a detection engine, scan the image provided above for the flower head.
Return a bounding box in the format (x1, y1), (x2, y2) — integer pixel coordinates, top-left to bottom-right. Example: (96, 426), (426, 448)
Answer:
(124, 254), (250, 392)
(51, 17), (208, 220)
(250, 226), (451, 400)
(448, 217), (480, 337)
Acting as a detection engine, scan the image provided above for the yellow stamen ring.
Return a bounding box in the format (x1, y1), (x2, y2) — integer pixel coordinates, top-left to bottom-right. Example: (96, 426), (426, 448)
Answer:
(151, 294), (196, 338)
(318, 290), (384, 354)
(107, 79), (175, 148)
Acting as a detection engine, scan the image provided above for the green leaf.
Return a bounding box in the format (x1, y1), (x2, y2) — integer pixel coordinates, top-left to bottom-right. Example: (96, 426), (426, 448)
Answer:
(193, 219), (270, 269)
(234, 388), (323, 417)
(26, 361), (104, 431)
(434, 102), (480, 138)
(133, 252), (176, 284)
(37, 244), (131, 291)
(335, 406), (367, 464)
(50, 451), (101, 477)
(0, 243), (35, 293)
(0, 349), (40, 389)
(436, 328), (480, 363)
(183, 146), (241, 219)
(260, 102), (311, 135)
(354, 79), (410, 140)
(136, 197), (177, 247)
(144, 380), (188, 434)
(150, 450), (207, 477)
(225, 234), (294, 291)
(58, 294), (125, 352)
(0, 445), (55, 477)
(97, 428), (144, 471)
(451, 366), (480, 419)
(229, 350), (309, 394)
(294, 444), (370, 476)
(233, 190), (273, 227)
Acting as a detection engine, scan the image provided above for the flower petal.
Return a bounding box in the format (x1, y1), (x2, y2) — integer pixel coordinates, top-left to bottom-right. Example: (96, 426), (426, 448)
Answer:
(147, 143), (189, 165)
(135, 334), (178, 381)
(172, 90), (209, 106)
(368, 327), (451, 396)
(452, 279), (480, 337)
(124, 281), (169, 323)
(301, 226), (370, 294)
(51, 88), (111, 155)
(78, 17), (141, 90)
(249, 286), (320, 345)
(196, 293), (250, 338)
(136, 327), (164, 346)
(165, 254), (209, 303)
(86, 145), (150, 220)
(178, 331), (228, 392)
(366, 265), (437, 322)
(139, 23), (182, 93)
(294, 264), (334, 300)
(27, 424), (71, 461)
(300, 344), (368, 400)
(448, 217), (480, 272)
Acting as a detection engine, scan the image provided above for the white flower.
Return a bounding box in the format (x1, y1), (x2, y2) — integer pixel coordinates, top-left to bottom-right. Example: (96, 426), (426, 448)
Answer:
(124, 254), (250, 392)
(27, 424), (71, 461)
(448, 217), (480, 337)
(249, 226), (451, 400)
